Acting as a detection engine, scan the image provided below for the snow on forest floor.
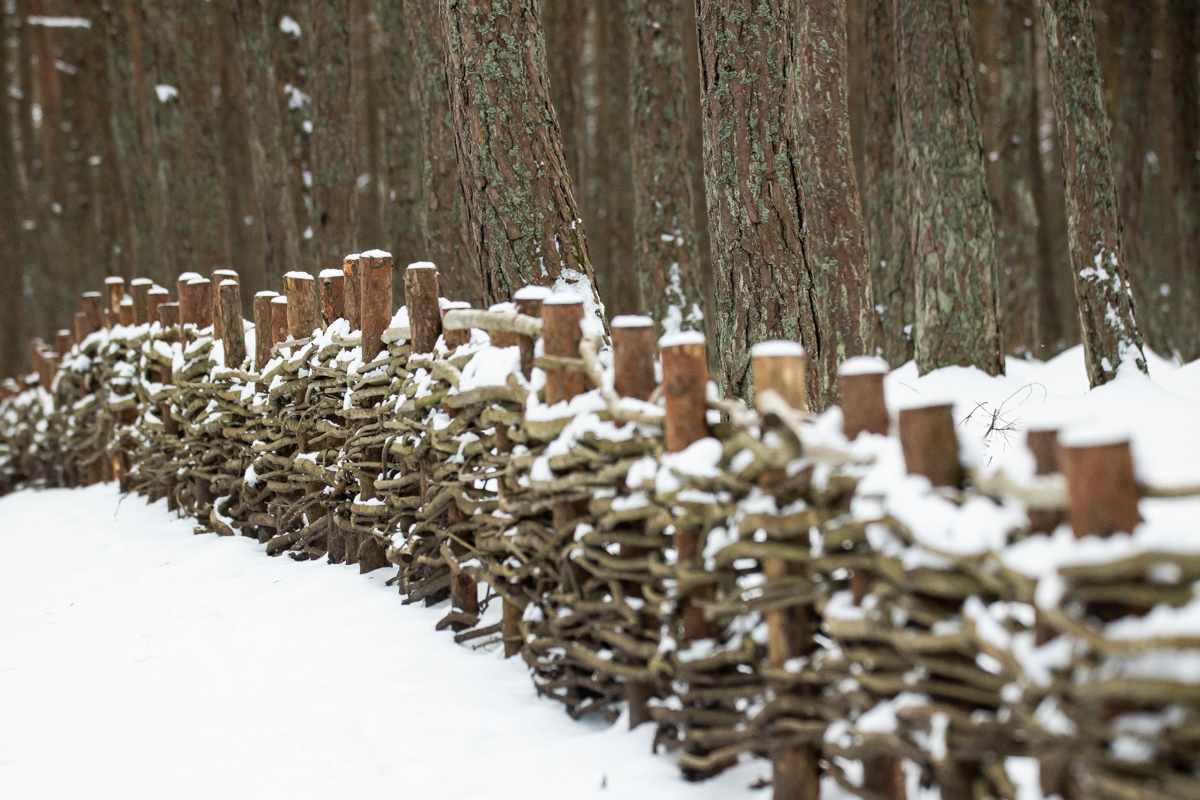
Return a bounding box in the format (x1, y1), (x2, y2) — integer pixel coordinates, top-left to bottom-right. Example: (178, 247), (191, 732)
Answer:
(4, 344), (1200, 799)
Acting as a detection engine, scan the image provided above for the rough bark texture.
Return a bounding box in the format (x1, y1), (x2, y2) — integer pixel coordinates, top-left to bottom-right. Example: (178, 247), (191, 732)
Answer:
(541, 0), (588, 203)
(440, 0), (601, 308)
(693, 0), (816, 403)
(1169, 0), (1200, 360)
(1042, 0), (1146, 385)
(894, 0), (1004, 377)
(628, 0), (704, 336)
(403, 0), (484, 306)
(0, 8), (22, 376)
(794, 0), (876, 395)
(859, 0), (912, 367)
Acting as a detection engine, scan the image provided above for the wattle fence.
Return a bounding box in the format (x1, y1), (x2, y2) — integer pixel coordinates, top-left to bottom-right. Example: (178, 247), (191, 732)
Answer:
(3, 256), (1196, 800)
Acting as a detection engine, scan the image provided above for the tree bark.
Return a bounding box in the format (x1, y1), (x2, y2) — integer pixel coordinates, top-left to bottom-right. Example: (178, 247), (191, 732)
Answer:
(541, 0), (588, 203)
(628, 0), (704, 335)
(894, 0), (1004, 377)
(402, 0), (484, 306)
(1169, 0), (1200, 360)
(440, 0), (601, 309)
(1041, 0), (1146, 385)
(795, 0), (876, 396)
(0, 6), (23, 375)
(693, 0), (817, 403)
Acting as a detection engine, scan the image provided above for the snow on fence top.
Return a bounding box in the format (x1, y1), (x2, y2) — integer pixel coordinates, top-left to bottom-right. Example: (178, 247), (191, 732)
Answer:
(4, 262), (1200, 800)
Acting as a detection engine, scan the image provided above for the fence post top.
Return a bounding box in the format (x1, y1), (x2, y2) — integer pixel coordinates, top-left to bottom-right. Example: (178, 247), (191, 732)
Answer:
(660, 330), (705, 349)
(611, 314), (653, 328)
(514, 285), (552, 301)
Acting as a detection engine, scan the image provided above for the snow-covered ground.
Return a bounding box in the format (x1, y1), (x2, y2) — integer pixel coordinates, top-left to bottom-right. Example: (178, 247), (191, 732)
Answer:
(0, 484), (774, 799)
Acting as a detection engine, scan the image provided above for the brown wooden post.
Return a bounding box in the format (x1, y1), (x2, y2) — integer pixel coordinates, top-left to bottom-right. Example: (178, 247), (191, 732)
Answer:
(752, 340), (807, 411)
(284, 271), (319, 339)
(146, 286), (170, 327)
(542, 296), (587, 404)
(73, 312), (87, 344)
(119, 298), (134, 327)
(270, 296), (289, 347)
(343, 254), (362, 330)
(899, 403), (962, 488)
(839, 357), (890, 440)
(488, 302), (518, 348)
(1059, 435), (1139, 538)
(253, 292), (279, 372)
(181, 278), (212, 332)
(80, 292), (103, 334)
(55, 330), (73, 357)
(1028, 428), (1064, 533)
(441, 301), (471, 348)
(360, 252), (394, 360)
(130, 278), (153, 325)
(210, 270), (239, 340)
(103, 309), (118, 330)
(319, 269), (346, 327)
(176, 272), (201, 310)
(104, 276), (125, 315)
(611, 316), (657, 401)
(661, 331), (711, 642)
(514, 287), (550, 376)
(403, 261), (440, 356)
(157, 303), (180, 329)
(218, 280), (246, 368)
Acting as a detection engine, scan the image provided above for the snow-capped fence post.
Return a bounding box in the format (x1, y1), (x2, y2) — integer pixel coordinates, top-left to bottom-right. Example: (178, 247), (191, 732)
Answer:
(1027, 428), (1064, 533)
(131, 279), (153, 326)
(319, 270), (346, 327)
(146, 286), (170, 328)
(73, 312), (87, 345)
(515, 286), (550, 379)
(105, 276), (125, 318)
(343, 254), (362, 331)
(752, 340), (808, 412)
(899, 403), (963, 488)
(361, 253), (395, 361)
(1059, 436), (1140, 538)
(611, 316), (656, 401)
(119, 298), (134, 327)
(441, 301), (471, 348)
(542, 296), (587, 405)
(55, 330), (73, 357)
(839, 358), (889, 440)
(157, 302), (179, 331)
(404, 261), (440, 356)
(219, 281), (245, 369)
(284, 272), (319, 340)
(661, 331), (711, 642)
(253, 292), (278, 372)
(211, 270), (238, 340)
(182, 278), (212, 336)
(81, 292), (103, 335)
(270, 296), (288, 348)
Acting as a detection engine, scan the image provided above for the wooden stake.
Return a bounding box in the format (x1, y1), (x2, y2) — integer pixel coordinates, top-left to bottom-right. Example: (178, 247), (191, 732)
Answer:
(270, 296), (289, 347)
(81, 292), (103, 334)
(176, 272), (201, 311)
(343, 254), (362, 330)
(1059, 436), (1140, 538)
(119, 298), (134, 327)
(899, 404), (962, 488)
(403, 261), (440, 355)
(104, 276), (125, 315)
(218, 280), (246, 368)
(210, 269), (238, 340)
(838, 357), (890, 440)
(442, 300), (471, 348)
(103, 309), (117, 330)
(488, 302), (519, 348)
(361, 252), (395, 360)
(319, 269), (346, 327)
(157, 302), (179, 329)
(146, 286), (170, 327)
(181, 278), (212, 332)
(284, 271), (319, 339)
(611, 316), (657, 401)
(130, 278), (153, 325)
(55, 330), (73, 356)
(253, 291), (279, 372)
(514, 287), (550, 377)
(1027, 428), (1063, 533)
(73, 312), (87, 344)
(542, 296), (587, 404)
(752, 340), (807, 411)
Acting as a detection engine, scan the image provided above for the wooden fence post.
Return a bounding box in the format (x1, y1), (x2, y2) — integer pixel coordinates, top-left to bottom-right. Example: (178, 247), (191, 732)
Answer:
(81, 292), (103, 334)
(119, 298), (134, 327)
(253, 292), (279, 372)
(219, 280), (246, 368)
(542, 296), (586, 405)
(181, 278), (212, 334)
(441, 301), (471, 348)
(514, 287), (551, 377)
(611, 316), (656, 401)
(839, 357), (889, 440)
(343, 254), (362, 330)
(131, 278), (153, 325)
(146, 286), (170, 327)
(1059, 434), (1139, 538)
(752, 340), (807, 411)
(1027, 428), (1064, 533)
(899, 403), (962, 488)
(104, 276), (125, 316)
(73, 312), (87, 345)
(176, 272), (200, 313)
(660, 331), (711, 642)
(157, 302), (179, 329)
(284, 272), (319, 340)
(361, 252), (394, 360)
(210, 269), (238, 340)
(270, 296), (289, 348)
(55, 330), (73, 357)
(403, 261), (439, 356)
(319, 269), (346, 327)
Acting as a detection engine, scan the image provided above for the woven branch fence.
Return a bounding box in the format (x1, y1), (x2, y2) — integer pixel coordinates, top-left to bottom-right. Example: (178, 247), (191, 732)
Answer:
(2, 259), (1197, 800)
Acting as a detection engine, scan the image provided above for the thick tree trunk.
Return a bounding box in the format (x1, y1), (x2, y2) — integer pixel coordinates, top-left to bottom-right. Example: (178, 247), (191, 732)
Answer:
(693, 0), (817, 403)
(1169, 0), (1200, 360)
(0, 7), (23, 375)
(794, 0), (876, 394)
(402, 0), (483, 306)
(440, 0), (601, 309)
(1041, 0), (1146, 385)
(860, 0), (912, 368)
(894, 0), (1004, 377)
(541, 0), (588, 211)
(628, 0), (704, 335)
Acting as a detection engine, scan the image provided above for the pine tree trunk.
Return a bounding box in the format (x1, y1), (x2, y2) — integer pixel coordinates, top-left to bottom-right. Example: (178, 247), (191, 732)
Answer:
(628, 0), (704, 335)
(860, 0), (912, 367)
(440, 0), (600, 308)
(0, 6), (23, 375)
(1041, 0), (1146, 384)
(794, 0), (876, 393)
(693, 0), (817, 402)
(402, 0), (483, 306)
(1169, 0), (1200, 360)
(541, 0), (588, 212)
(894, 0), (1004, 376)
